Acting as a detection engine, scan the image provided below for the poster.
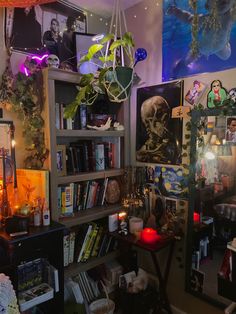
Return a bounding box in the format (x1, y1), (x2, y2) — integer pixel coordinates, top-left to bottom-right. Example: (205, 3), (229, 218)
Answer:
(162, 1), (236, 81)
(136, 80), (183, 165)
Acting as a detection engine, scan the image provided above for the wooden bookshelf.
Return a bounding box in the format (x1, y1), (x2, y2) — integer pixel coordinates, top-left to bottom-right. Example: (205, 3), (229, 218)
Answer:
(56, 129), (125, 138)
(64, 251), (120, 278)
(57, 169), (124, 185)
(60, 204), (122, 228)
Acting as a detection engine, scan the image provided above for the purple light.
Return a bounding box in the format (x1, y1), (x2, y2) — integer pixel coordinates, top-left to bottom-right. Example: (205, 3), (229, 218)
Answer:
(24, 67), (29, 77)
(31, 54), (48, 62)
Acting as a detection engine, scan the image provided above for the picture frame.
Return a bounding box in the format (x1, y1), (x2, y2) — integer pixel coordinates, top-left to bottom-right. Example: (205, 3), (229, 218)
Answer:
(56, 145), (67, 176)
(165, 197), (178, 216)
(136, 80), (183, 165)
(0, 120), (15, 184)
(225, 116), (236, 143)
(5, 1), (87, 69)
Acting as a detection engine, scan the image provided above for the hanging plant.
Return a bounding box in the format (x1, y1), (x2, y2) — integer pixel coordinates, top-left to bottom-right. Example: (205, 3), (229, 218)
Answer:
(0, 58), (49, 169)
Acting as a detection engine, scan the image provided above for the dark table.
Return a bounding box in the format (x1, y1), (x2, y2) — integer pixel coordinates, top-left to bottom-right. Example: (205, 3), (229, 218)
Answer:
(111, 232), (175, 314)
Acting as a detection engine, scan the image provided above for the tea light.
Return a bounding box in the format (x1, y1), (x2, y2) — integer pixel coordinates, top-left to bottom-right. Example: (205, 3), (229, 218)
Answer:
(193, 212), (200, 223)
(140, 228), (159, 245)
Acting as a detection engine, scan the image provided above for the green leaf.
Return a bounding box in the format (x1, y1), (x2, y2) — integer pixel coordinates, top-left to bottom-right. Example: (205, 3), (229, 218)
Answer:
(99, 54), (114, 63)
(123, 32), (135, 47)
(100, 33), (115, 44)
(80, 44), (104, 62)
(109, 40), (124, 52)
(64, 101), (79, 119)
(79, 73), (94, 87)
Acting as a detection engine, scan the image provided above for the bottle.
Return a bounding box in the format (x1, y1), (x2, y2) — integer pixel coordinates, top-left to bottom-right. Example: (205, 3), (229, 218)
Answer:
(43, 203), (50, 226)
(33, 206), (41, 227)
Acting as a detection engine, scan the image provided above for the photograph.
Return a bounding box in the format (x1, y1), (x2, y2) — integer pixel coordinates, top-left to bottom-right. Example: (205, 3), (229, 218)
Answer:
(165, 197), (177, 216)
(5, 1), (87, 70)
(225, 117), (236, 143)
(136, 80), (183, 165)
(185, 80), (207, 106)
(190, 268), (205, 294)
(56, 145), (67, 176)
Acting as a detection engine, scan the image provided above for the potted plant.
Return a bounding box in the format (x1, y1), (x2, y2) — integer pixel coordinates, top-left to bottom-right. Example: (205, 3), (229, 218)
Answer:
(64, 32), (135, 118)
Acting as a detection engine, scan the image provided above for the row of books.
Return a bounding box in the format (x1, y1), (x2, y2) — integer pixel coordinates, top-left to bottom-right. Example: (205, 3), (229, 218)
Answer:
(63, 224), (118, 266)
(59, 178), (109, 217)
(55, 103), (87, 130)
(65, 139), (121, 175)
(55, 103), (116, 131)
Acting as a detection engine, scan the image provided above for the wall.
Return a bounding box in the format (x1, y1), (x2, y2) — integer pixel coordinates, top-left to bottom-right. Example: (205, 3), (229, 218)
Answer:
(125, 0), (234, 313)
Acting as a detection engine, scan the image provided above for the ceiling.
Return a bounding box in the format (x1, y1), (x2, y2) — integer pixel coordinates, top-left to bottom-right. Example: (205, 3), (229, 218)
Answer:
(70, 0), (143, 18)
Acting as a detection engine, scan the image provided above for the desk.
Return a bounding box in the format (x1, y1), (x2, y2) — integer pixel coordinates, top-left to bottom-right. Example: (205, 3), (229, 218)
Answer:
(111, 232), (175, 314)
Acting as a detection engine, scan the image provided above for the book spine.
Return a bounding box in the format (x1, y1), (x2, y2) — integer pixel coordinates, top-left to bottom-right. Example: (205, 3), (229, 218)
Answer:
(69, 232), (76, 264)
(63, 233), (70, 267)
(77, 225), (93, 262)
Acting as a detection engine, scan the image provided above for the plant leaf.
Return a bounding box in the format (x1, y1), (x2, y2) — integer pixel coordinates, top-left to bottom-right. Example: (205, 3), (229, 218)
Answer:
(100, 33), (115, 44)
(80, 44), (104, 62)
(79, 73), (94, 87)
(123, 32), (135, 47)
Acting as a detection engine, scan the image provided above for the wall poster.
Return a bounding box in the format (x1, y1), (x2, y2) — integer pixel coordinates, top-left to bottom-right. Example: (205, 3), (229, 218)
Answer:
(162, 1), (236, 81)
(136, 80), (183, 165)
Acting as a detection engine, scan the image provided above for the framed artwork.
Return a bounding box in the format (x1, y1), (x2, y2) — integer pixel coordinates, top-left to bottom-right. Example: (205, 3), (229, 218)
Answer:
(0, 121), (15, 184)
(185, 80), (207, 106)
(225, 117), (236, 143)
(5, 0), (87, 68)
(165, 197), (177, 216)
(190, 268), (205, 294)
(162, 1), (236, 81)
(154, 166), (185, 198)
(136, 80), (183, 165)
(56, 145), (67, 176)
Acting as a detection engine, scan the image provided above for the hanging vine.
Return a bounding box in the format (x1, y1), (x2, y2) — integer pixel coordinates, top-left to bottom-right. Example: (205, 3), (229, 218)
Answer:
(189, 0), (199, 58)
(0, 58), (49, 169)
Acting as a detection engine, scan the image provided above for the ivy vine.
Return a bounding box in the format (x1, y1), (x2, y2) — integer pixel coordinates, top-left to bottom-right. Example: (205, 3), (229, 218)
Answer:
(0, 58), (49, 169)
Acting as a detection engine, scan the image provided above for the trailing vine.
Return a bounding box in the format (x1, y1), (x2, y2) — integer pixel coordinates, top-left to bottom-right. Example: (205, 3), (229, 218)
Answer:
(0, 58), (49, 169)
(189, 0), (199, 58)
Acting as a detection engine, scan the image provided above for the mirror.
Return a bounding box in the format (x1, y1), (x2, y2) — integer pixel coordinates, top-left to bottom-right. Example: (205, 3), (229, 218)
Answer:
(186, 109), (236, 307)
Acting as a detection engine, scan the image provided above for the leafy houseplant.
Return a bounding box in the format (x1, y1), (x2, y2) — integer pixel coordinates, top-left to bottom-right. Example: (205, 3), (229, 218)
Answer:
(64, 32), (135, 119)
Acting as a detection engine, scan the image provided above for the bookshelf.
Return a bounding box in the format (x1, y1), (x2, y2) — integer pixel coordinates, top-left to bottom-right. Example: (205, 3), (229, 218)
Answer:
(43, 68), (126, 226)
(43, 68), (127, 289)
(64, 250), (120, 278)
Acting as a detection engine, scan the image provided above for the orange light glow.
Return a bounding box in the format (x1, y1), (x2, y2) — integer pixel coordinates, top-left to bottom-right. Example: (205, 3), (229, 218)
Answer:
(118, 211), (127, 220)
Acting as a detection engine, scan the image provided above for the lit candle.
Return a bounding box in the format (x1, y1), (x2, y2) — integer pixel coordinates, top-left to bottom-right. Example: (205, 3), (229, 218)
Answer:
(118, 211), (127, 221)
(140, 228), (159, 245)
(193, 212), (200, 223)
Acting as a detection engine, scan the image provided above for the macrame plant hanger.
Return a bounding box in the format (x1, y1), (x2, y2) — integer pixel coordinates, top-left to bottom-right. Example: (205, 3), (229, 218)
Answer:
(104, 0), (134, 103)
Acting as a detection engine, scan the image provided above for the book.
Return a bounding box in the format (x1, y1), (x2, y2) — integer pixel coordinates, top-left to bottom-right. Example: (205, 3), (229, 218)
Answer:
(77, 224), (93, 263)
(63, 233), (70, 267)
(82, 224), (99, 262)
(69, 231), (76, 264)
(95, 143), (105, 171)
(16, 169), (49, 207)
(91, 226), (104, 257)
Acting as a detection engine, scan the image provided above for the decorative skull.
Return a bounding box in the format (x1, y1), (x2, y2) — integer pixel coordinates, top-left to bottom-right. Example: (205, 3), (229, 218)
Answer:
(229, 88), (236, 103)
(140, 95), (170, 139)
(46, 54), (60, 68)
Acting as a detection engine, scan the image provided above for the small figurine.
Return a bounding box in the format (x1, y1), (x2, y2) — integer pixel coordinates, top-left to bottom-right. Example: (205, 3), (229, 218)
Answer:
(87, 117), (112, 131)
(46, 54), (60, 68)
(113, 122), (125, 131)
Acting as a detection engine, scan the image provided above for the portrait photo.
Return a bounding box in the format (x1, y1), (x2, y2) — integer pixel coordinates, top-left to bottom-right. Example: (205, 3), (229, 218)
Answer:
(136, 80), (183, 165)
(225, 117), (236, 143)
(185, 80), (207, 106)
(5, 0), (87, 70)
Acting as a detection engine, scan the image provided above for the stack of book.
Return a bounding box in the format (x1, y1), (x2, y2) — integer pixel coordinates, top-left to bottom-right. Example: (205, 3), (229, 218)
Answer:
(58, 178), (109, 217)
(73, 272), (100, 304)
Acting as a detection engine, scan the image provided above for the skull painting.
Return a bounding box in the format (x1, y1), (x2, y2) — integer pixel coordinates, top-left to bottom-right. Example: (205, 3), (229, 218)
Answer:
(141, 96), (170, 142)
(136, 95), (181, 164)
(46, 54), (60, 68)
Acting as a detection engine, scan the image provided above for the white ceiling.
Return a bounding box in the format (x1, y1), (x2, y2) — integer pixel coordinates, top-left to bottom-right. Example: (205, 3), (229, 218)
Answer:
(70, 0), (143, 17)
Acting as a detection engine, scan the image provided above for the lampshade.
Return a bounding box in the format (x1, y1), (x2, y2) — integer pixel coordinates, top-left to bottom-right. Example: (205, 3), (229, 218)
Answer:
(0, 0), (55, 7)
